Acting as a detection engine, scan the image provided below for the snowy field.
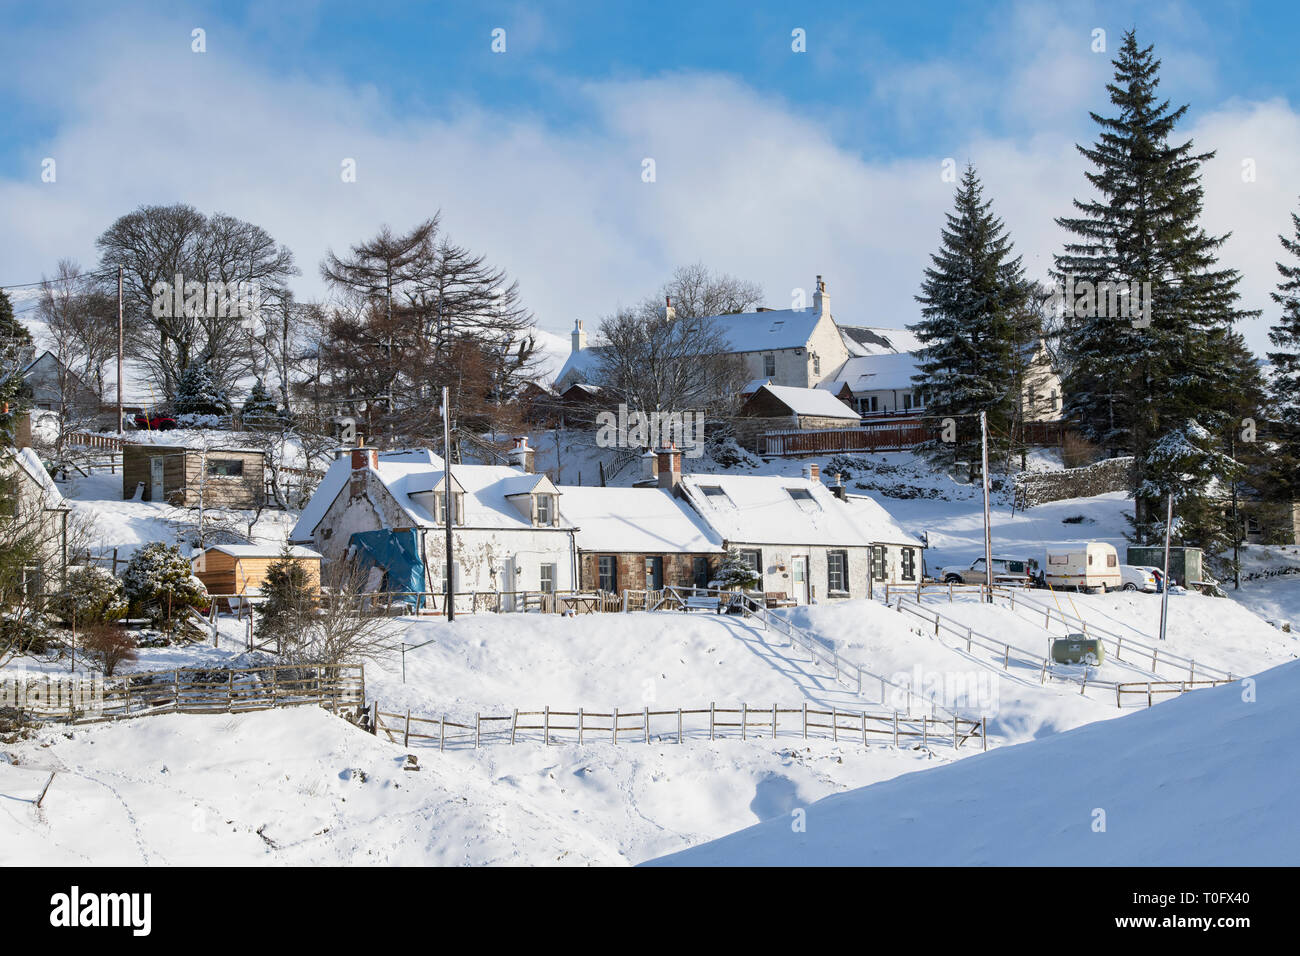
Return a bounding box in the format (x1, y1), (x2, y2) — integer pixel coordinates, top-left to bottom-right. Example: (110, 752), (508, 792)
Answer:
(651, 656), (1300, 866)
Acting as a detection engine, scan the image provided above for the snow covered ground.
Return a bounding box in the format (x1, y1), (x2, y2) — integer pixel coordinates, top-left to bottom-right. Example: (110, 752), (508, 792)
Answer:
(649, 655), (1300, 866)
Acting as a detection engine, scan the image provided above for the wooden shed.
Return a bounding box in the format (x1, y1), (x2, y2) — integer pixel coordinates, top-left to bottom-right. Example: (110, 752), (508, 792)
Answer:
(192, 544), (322, 598)
(123, 443), (265, 508)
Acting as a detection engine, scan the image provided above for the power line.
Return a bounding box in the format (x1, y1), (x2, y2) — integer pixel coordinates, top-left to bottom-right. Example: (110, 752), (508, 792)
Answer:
(0, 267), (118, 291)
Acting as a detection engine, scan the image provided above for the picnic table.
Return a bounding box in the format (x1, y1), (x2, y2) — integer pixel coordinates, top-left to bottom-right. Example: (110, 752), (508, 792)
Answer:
(557, 593), (602, 614)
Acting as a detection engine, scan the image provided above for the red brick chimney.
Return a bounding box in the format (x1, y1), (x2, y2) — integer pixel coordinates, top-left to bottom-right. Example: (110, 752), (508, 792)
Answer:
(657, 443), (682, 491)
(802, 462), (820, 484)
(350, 438), (377, 497)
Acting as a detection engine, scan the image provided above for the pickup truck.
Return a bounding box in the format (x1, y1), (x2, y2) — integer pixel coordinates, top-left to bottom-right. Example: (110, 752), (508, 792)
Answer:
(938, 556), (1035, 586)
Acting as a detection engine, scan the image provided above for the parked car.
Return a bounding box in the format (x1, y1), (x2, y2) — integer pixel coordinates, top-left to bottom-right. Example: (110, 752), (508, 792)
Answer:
(1043, 542), (1122, 592)
(133, 413), (177, 431)
(939, 556), (1035, 586)
(1119, 564), (1158, 592)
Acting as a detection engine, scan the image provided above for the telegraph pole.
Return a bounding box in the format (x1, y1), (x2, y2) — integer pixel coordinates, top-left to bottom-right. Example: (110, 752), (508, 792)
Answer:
(1158, 493), (1173, 642)
(442, 385), (455, 622)
(116, 266), (124, 432)
(980, 410), (993, 603)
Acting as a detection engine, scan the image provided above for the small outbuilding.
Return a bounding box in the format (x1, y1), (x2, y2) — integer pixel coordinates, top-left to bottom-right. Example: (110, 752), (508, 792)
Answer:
(192, 544), (321, 598)
(123, 443), (265, 508)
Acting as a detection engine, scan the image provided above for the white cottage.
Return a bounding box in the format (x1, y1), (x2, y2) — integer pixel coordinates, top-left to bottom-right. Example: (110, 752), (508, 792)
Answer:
(288, 447), (576, 601)
(673, 459), (924, 604)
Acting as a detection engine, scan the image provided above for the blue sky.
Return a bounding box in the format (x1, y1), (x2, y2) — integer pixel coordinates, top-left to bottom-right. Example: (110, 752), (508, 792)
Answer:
(2, 0), (1299, 355)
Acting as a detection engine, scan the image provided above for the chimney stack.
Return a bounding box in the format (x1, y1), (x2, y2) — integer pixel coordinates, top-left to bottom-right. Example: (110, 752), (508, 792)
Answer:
(802, 462), (820, 484)
(664, 295), (676, 322)
(507, 435), (535, 474)
(572, 319), (588, 353)
(350, 439), (377, 497)
(657, 443), (683, 491)
(812, 275), (829, 317)
(831, 471), (847, 501)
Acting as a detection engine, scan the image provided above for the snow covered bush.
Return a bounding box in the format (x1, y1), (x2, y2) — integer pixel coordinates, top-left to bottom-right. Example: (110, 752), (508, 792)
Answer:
(172, 359), (232, 417)
(122, 543), (208, 631)
(48, 566), (128, 627)
(173, 412), (224, 429)
(709, 548), (760, 591)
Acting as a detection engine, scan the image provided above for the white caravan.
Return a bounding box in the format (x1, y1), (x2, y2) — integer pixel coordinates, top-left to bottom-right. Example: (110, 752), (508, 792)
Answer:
(1043, 542), (1122, 592)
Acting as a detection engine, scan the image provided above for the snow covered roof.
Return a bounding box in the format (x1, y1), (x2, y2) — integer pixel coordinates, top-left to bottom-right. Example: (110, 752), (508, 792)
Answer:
(841, 494), (925, 548)
(678, 473), (916, 547)
(552, 308), (828, 388)
(291, 448), (575, 539)
(204, 544), (321, 559)
(741, 378), (771, 395)
(832, 352), (923, 393)
(708, 308), (824, 352)
(558, 486), (724, 554)
(7, 447), (65, 508)
(554, 347), (605, 388)
(838, 325), (924, 357)
(748, 384), (859, 420)
(290, 449), (444, 541)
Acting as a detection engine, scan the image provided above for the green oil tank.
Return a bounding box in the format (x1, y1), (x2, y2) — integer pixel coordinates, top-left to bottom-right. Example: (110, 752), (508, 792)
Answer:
(1052, 634), (1105, 665)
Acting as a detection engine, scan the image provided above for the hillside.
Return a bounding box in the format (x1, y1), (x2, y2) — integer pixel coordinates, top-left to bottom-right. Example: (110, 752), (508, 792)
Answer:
(649, 656), (1298, 866)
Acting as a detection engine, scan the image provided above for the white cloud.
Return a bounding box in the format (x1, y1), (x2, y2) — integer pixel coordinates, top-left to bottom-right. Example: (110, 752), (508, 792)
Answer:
(1, 8), (1295, 365)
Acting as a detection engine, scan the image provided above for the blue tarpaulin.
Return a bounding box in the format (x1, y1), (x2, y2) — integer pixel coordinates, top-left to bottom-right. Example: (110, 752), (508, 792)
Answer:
(348, 529), (426, 608)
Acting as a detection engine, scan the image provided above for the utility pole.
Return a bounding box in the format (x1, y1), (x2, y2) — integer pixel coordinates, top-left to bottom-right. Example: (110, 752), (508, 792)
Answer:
(442, 385), (455, 622)
(1230, 432), (1240, 590)
(980, 410), (993, 603)
(117, 266), (124, 433)
(1158, 493), (1173, 642)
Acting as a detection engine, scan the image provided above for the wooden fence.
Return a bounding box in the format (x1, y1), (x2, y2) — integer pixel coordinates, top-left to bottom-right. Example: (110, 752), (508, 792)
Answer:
(3, 664), (365, 725)
(760, 419), (1067, 457)
(1115, 678), (1237, 708)
(369, 700), (986, 752)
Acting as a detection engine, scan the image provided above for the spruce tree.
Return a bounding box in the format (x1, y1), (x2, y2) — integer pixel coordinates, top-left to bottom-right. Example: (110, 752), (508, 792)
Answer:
(0, 290), (34, 440)
(173, 358), (232, 417)
(242, 378), (280, 423)
(1054, 30), (1258, 539)
(1266, 200), (1300, 500)
(910, 164), (1029, 479)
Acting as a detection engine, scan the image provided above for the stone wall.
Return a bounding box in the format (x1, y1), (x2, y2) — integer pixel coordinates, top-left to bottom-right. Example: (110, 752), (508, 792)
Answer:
(1013, 456), (1134, 510)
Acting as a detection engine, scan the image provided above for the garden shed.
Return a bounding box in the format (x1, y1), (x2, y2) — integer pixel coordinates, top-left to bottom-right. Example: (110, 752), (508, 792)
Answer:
(191, 544), (321, 597)
(122, 443), (265, 508)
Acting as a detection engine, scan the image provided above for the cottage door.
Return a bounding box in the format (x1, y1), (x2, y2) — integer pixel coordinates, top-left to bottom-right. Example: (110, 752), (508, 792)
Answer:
(645, 556), (663, 591)
(792, 556), (809, 604)
(149, 457), (164, 501)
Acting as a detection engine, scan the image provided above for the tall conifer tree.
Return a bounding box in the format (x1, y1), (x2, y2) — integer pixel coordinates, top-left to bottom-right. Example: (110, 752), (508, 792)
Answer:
(910, 165), (1030, 479)
(1054, 30), (1258, 538)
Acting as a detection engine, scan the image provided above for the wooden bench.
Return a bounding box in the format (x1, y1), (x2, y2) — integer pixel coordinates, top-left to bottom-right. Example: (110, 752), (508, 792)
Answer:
(764, 591), (797, 608)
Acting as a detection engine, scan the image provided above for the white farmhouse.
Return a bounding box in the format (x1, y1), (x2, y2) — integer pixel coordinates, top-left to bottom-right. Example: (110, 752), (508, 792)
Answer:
(554, 275), (851, 392)
(288, 446), (576, 602)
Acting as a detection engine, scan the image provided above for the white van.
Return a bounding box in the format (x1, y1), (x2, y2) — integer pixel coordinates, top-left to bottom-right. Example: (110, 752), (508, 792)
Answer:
(1043, 543), (1122, 592)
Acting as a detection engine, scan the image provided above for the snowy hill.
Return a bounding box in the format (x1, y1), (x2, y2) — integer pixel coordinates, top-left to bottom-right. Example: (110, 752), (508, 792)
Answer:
(648, 657), (1298, 866)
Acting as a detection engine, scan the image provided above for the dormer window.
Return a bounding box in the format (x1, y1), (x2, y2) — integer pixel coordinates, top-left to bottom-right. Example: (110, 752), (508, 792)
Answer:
(535, 493), (555, 526)
(435, 490), (464, 526)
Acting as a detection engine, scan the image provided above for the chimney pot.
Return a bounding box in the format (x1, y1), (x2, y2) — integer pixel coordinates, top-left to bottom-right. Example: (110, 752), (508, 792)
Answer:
(802, 462), (820, 484)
